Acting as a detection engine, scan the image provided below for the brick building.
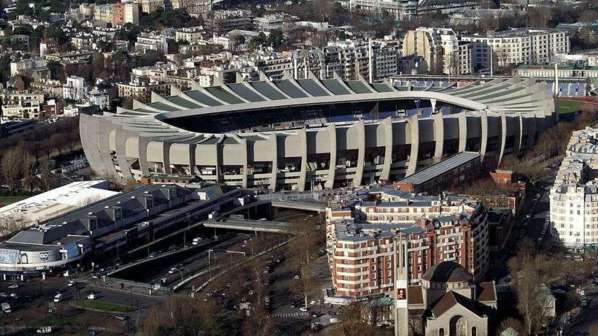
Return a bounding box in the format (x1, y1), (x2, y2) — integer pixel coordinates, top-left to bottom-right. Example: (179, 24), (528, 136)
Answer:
(326, 189), (489, 299)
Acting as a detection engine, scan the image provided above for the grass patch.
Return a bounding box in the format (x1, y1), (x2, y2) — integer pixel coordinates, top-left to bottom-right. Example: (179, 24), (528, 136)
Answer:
(557, 99), (582, 114)
(72, 299), (133, 313)
(31, 317), (72, 328)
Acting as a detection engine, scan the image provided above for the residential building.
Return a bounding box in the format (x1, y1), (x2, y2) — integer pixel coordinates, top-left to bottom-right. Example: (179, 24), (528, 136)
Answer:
(175, 26), (205, 44)
(112, 2), (124, 26)
(116, 77), (171, 101)
(123, 1), (140, 25)
(326, 189), (489, 299)
(94, 4), (113, 24)
(550, 127), (598, 248)
(10, 58), (49, 79)
(402, 28), (473, 75)
(135, 32), (169, 54)
(462, 29), (570, 70)
(63, 76), (88, 101)
(0, 91), (45, 119)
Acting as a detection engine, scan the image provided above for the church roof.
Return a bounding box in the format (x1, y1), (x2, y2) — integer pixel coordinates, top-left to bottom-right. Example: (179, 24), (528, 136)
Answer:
(431, 291), (485, 318)
(422, 261), (473, 283)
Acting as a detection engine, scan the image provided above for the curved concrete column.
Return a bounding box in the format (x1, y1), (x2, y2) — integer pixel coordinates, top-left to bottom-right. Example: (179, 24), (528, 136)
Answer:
(406, 116), (419, 176)
(480, 110), (488, 162)
(516, 115), (523, 154)
(326, 124), (337, 189)
(430, 98), (437, 114)
(498, 113), (507, 166)
(115, 128), (133, 180)
(269, 135), (278, 191)
(298, 129), (308, 192)
(458, 112), (467, 153)
(433, 113), (444, 163)
(163, 141), (171, 174)
(241, 139), (249, 188)
(80, 115), (116, 179)
(138, 137), (151, 176)
(381, 117), (393, 181)
(353, 121), (366, 187)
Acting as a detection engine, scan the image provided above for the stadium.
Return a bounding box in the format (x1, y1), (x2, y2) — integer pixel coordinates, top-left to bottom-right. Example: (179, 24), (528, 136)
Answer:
(81, 77), (555, 191)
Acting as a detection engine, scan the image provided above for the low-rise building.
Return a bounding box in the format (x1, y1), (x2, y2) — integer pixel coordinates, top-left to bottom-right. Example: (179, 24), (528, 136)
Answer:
(135, 32), (169, 54)
(0, 91), (45, 119)
(0, 181), (117, 237)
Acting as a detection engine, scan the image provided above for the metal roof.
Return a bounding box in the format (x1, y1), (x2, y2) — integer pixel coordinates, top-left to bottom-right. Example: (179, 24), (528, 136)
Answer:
(400, 151), (481, 185)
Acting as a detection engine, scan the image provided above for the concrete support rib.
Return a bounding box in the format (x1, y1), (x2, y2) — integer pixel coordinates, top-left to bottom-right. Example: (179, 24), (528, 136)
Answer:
(498, 113), (507, 166)
(80, 115), (115, 179)
(458, 112), (467, 153)
(163, 141), (171, 174)
(406, 115), (419, 176)
(138, 137), (150, 177)
(298, 128), (308, 192)
(353, 121), (366, 187)
(326, 124), (337, 189)
(381, 117), (393, 181)
(516, 115), (523, 154)
(241, 139), (249, 188)
(269, 135), (278, 191)
(115, 128), (133, 180)
(189, 144), (196, 175)
(433, 113), (444, 163)
(480, 110), (488, 162)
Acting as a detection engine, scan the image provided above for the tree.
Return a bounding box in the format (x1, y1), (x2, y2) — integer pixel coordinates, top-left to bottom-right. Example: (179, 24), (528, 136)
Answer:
(332, 303), (378, 336)
(1, 145), (25, 193)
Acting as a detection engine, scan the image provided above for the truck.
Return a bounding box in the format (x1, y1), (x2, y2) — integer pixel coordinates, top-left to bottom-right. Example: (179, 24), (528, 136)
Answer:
(1, 302), (11, 314)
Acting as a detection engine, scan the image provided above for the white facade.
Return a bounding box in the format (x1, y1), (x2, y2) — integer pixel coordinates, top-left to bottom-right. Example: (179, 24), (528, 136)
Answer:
(550, 127), (598, 248)
(135, 32), (168, 54)
(63, 76), (88, 101)
(462, 29), (570, 70)
(123, 2), (139, 25)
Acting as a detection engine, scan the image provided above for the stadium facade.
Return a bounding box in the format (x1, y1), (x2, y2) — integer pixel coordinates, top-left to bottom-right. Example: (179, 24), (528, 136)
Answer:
(81, 77), (555, 191)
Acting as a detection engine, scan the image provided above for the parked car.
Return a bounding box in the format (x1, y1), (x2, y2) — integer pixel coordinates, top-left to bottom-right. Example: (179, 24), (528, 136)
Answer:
(1, 302), (11, 314)
(53, 294), (63, 303)
(36, 326), (52, 334)
(87, 293), (96, 300)
(7, 284), (18, 289)
(192, 237), (203, 245)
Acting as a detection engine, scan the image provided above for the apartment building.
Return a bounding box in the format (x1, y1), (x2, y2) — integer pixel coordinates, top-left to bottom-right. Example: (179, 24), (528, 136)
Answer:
(402, 28), (473, 75)
(116, 77), (171, 102)
(63, 76), (88, 101)
(175, 27), (205, 44)
(135, 32), (169, 54)
(94, 4), (113, 24)
(1, 92), (45, 120)
(550, 127), (598, 249)
(123, 1), (140, 25)
(293, 40), (402, 81)
(326, 189), (489, 299)
(462, 29), (570, 70)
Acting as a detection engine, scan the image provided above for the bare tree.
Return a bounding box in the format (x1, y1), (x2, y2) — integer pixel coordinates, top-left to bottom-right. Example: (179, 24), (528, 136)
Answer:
(1, 145), (25, 193)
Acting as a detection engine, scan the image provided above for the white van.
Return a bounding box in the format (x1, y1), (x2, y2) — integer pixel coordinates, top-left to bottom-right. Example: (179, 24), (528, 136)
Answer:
(1, 302), (11, 314)
(53, 294), (63, 303)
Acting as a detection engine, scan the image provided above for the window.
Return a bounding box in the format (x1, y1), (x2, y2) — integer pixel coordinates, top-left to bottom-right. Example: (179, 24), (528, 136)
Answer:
(439, 328), (444, 336)
(472, 327), (477, 336)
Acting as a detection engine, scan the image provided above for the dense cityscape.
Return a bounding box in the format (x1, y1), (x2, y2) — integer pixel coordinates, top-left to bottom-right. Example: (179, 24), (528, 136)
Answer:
(0, 0), (597, 335)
